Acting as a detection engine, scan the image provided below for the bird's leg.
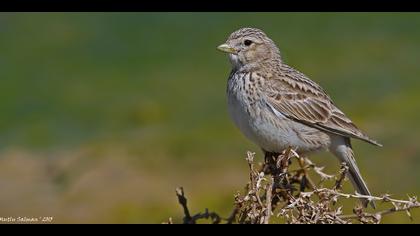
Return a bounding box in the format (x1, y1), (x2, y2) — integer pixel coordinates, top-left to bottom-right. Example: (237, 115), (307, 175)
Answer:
(263, 151), (270, 166)
(262, 149), (297, 208)
(263, 151), (284, 175)
(263, 151), (275, 175)
(296, 155), (316, 190)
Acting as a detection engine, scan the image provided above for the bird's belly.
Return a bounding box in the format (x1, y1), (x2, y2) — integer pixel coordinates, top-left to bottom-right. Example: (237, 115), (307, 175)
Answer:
(228, 94), (329, 154)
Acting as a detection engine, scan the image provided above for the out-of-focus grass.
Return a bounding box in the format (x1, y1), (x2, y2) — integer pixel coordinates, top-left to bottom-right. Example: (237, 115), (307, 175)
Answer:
(0, 13), (419, 223)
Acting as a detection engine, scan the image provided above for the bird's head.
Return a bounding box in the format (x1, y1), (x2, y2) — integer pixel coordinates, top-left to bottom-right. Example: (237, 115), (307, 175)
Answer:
(217, 27), (281, 70)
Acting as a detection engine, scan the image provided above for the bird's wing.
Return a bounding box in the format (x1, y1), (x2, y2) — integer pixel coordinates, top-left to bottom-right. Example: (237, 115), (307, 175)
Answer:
(262, 65), (382, 147)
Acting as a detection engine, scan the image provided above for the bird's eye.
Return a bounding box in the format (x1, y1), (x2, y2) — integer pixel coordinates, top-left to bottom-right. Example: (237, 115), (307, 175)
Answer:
(244, 40), (253, 46)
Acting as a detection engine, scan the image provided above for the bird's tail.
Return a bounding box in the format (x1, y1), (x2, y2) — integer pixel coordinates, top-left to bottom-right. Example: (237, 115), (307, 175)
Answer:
(330, 136), (376, 209)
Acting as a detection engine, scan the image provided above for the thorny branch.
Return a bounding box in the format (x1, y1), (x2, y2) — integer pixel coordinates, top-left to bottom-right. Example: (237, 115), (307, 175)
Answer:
(167, 148), (420, 224)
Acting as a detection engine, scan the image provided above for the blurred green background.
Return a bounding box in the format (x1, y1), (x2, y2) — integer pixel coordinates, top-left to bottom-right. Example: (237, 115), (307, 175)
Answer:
(0, 12), (419, 223)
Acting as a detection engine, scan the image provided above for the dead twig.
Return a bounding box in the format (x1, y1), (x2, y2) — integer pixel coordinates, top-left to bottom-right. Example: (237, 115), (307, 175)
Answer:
(171, 149), (419, 224)
(175, 187), (192, 224)
(175, 187), (223, 224)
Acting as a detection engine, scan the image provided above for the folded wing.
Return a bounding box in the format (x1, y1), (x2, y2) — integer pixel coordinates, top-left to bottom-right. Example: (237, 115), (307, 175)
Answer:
(262, 67), (382, 147)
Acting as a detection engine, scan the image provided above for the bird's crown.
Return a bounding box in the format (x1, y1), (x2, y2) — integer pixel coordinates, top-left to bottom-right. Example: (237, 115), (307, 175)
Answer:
(227, 27), (268, 41)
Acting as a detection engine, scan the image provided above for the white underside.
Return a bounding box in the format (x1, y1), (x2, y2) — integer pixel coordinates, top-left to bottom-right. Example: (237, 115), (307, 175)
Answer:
(227, 74), (330, 154)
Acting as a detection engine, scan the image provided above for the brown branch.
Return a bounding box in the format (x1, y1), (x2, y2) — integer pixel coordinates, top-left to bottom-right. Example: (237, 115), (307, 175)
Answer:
(190, 209), (222, 224)
(175, 187), (193, 224)
(175, 187), (224, 224)
(340, 204), (420, 220)
(225, 204), (240, 224)
(264, 176), (273, 224)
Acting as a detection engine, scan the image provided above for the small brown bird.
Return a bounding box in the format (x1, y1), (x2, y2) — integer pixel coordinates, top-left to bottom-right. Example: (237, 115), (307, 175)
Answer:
(217, 27), (382, 208)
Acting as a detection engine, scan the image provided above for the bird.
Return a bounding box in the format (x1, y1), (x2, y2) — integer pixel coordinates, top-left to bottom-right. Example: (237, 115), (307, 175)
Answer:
(217, 27), (382, 208)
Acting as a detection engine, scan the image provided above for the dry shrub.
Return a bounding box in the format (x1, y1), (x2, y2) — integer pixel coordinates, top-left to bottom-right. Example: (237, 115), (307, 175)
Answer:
(166, 148), (420, 224)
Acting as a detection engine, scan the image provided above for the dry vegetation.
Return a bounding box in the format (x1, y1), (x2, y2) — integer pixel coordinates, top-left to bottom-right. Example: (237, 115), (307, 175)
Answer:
(167, 148), (420, 224)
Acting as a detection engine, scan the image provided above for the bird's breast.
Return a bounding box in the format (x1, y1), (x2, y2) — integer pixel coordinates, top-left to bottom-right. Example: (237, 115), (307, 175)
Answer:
(227, 72), (259, 141)
(226, 71), (330, 153)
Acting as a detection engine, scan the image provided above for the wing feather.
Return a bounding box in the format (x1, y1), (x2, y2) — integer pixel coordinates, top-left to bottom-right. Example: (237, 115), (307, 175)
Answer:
(261, 66), (382, 147)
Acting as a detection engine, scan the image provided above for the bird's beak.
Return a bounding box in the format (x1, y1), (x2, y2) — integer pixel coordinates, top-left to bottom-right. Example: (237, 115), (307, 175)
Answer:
(217, 44), (237, 54)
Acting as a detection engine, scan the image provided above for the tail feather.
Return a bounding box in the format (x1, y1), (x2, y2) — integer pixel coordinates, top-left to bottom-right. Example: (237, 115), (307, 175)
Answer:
(330, 136), (376, 209)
